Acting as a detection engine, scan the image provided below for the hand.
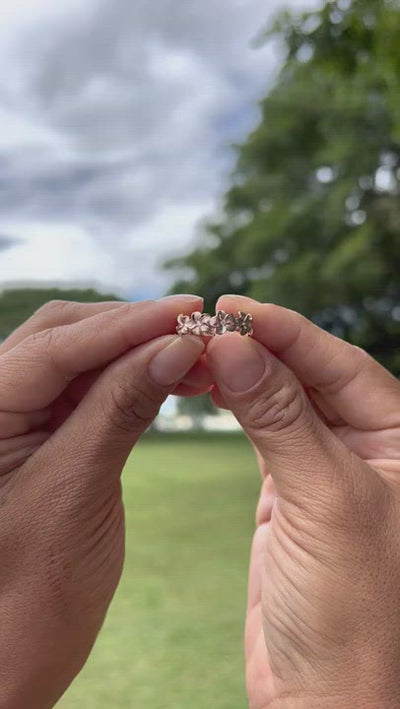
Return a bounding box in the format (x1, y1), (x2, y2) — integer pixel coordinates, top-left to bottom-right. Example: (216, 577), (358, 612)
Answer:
(207, 295), (400, 709)
(0, 295), (205, 709)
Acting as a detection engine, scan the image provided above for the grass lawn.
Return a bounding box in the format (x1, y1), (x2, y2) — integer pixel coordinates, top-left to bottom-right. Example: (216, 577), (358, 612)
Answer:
(57, 433), (260, 709)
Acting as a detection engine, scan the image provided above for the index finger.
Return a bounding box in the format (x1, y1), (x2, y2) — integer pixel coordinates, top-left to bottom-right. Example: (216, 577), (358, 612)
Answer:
(0, 295), (203, 412)
(0, 300), (124, 355)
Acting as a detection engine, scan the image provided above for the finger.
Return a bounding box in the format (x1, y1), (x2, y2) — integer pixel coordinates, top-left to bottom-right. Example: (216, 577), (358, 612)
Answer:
(246, 524), (275, 699)
(0, 295), (203, 413)
(256, 475), (276, 526)
(57, 336), (213, 407)
(251, 441), (276, 521)
(251, 442), (269, 480)
(30, 335), (205, 483)
(179, 354), (214, 391)
(210, 384), (229, 410)
(245, 524), (269, 661)
(0, 408), (52, 439)
(217, 295), (400, 430)
(172, 383), (212, 397)
(0, 299), (124, 354)
(207, 333), (375, 503)
(0, 431), (51, 476)
(173, 354), (214, 396)
(247, 523), (269, 614)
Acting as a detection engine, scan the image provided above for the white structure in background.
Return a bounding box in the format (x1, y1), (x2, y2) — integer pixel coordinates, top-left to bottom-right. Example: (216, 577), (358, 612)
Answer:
(156, 414), (194, 432)
(202, 412), (242, 432)
(155, 410), (241, 433)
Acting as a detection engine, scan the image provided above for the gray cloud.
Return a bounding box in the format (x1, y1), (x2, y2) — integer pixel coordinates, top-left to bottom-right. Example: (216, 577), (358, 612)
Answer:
(0, 235), (17, 252)
(0, 0), (317, 295)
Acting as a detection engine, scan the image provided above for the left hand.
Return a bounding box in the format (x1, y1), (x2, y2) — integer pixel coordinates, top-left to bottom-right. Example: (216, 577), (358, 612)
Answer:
(0, 294), (207, 708)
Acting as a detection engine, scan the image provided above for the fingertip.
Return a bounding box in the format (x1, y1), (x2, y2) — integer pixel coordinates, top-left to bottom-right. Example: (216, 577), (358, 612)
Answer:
(148, 335), (205, 387)
(172, 382), (213, 397)
(207, 334), (268, 394)
(180, 353), (214, 390)
(158, 294), (204, 305)
(216, 294), (260, 311)
(162, 295), (204, 318)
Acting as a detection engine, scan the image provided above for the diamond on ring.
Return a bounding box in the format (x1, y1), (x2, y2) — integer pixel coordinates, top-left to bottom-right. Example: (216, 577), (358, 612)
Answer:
(176, 310), (253, 337)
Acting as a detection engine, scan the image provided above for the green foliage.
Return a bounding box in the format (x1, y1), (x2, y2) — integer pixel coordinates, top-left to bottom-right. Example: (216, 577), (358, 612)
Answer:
(176, 391), (217, 421)
(166, 0), (400, 374)
(0, 287), (124, 341)
(58, 434), (258, 709)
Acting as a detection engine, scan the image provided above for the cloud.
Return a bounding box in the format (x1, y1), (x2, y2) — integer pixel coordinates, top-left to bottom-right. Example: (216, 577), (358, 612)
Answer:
(0, 0), (318, 297)
(0, 234), (17, 252)
(0, 221), (116, 286)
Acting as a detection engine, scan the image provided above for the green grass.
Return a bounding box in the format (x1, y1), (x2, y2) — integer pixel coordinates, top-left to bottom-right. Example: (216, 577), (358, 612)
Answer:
(57, 433), (260, 709)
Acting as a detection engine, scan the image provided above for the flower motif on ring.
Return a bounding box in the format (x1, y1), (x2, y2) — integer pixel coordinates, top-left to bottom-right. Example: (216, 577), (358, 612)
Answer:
(177, 314), (193, 335)
(236, 311), (253, 336)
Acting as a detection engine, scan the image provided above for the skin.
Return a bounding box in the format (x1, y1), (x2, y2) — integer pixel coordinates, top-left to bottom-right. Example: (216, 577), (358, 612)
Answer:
(1, 293), (400, 708)
(0, 294), (206, 708)
(207, 295), (400, 709)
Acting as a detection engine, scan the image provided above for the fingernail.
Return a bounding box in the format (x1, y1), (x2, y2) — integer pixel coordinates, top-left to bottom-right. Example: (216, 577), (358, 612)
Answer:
(209, 335), (266, 393)
(158, 294), (203, 303)
(221, 294), (259, 303)
(148, 336), (205, 386)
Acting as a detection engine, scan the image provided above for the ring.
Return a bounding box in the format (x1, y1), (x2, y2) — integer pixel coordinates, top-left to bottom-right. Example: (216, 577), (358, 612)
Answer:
(177, 310), (253, 337)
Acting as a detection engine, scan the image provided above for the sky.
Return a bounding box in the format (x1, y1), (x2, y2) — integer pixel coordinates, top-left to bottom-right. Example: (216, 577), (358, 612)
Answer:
(0, 0), (318, 301)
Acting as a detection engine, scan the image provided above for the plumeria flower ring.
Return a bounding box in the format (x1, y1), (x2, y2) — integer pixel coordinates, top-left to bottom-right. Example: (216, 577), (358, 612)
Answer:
(176, 309), (253, 338)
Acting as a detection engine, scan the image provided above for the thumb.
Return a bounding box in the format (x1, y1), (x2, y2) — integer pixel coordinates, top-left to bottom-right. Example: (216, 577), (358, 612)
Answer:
(207, 334), (367, 506)
(32, 335), (204, 482)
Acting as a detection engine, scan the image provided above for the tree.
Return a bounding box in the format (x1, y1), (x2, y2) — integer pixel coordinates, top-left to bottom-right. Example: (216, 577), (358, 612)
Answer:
(176, 391), (218, 427)
(0, 287), (124, 341)
(166, 0), (400, 374)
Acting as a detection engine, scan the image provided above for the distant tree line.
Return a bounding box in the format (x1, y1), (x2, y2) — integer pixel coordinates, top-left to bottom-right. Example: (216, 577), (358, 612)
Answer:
(0, 288), (123, 341)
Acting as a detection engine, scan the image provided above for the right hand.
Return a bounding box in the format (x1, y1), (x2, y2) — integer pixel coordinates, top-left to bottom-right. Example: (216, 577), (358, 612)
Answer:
(207, 295), (400, 709)
(0, 294), (205, 709)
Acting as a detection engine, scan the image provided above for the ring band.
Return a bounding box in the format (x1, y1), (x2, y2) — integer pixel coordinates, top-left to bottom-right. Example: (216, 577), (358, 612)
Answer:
(177, 310), (253, 337)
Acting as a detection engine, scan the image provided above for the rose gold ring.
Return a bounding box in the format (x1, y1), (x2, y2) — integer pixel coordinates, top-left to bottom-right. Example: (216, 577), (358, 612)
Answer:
(177, 310), (253, 337)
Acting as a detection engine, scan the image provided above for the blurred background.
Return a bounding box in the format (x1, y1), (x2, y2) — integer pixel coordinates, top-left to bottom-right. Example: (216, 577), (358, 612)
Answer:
(1, 0), (400, 706)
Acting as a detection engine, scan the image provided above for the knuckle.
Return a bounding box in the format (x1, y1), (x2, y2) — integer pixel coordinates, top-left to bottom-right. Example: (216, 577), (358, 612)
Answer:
(115, 300), (155, 319)
(106, 377), (160, 435)
(113, 302), (138, 318)
(26, 326), (62, 351)
(247, 380), (304, 434)
(36, 299), (74, 319)
(21, 327), (67, 379)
